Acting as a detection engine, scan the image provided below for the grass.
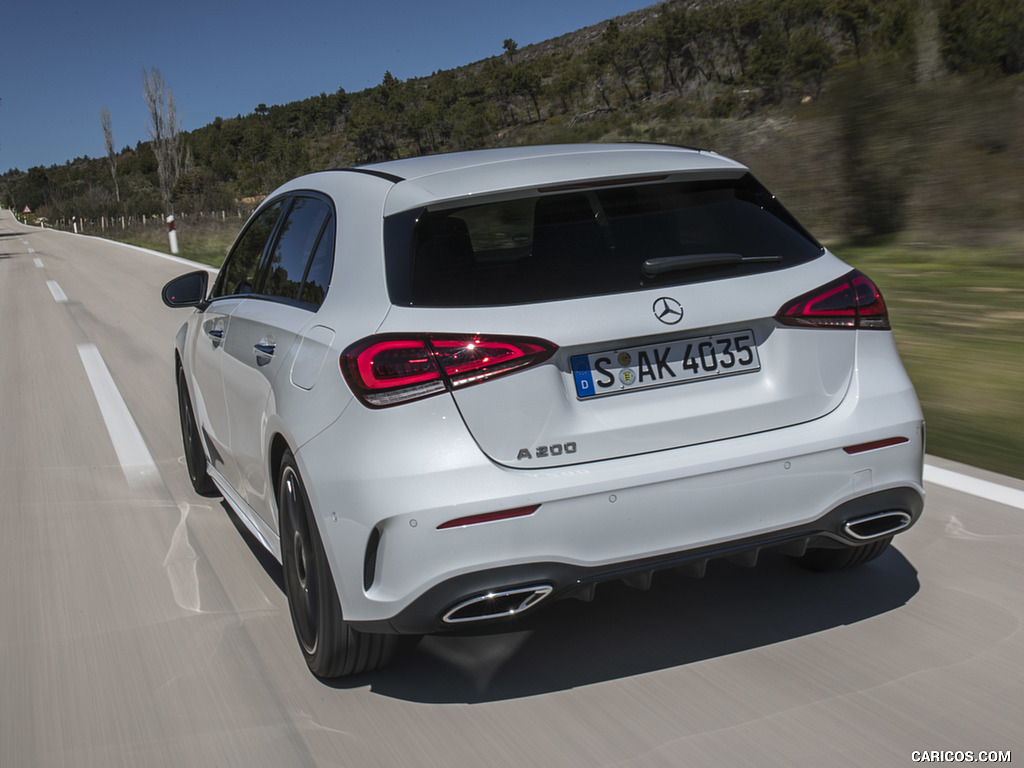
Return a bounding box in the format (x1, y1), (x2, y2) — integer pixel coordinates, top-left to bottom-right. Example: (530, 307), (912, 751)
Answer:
(107, 215), (241, 268)
(110, 219), (1024, 480)
(838, 239), (1024, 479)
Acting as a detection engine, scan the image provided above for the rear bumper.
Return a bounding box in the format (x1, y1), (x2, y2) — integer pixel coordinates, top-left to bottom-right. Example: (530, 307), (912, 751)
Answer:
(298, 397), (924, 630)
(350, 485), (923, 634)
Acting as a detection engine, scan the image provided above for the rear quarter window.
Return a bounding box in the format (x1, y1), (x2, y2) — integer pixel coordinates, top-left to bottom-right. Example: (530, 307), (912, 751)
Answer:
(263, 195), (332, 303)
(386, 174), (823, 307)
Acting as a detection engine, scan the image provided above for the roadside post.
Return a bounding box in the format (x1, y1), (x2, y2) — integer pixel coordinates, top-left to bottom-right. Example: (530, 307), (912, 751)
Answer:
(167, 214), (179, 255)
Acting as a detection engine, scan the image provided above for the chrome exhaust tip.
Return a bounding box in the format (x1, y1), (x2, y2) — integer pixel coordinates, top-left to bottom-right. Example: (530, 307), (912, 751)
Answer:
(442, 585), (553, 624)
(842, 511), (912, 541)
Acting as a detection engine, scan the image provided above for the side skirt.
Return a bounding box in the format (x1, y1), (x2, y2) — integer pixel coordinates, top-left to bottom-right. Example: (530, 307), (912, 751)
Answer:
(208, 463), (283, 562)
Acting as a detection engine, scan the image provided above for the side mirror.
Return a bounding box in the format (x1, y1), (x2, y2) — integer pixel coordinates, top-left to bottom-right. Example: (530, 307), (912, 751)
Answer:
(162, 270), (210, 309)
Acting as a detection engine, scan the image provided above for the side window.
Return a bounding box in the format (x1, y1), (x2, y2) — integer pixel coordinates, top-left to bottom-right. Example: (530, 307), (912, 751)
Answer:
(263, 196), (332, 303)
(298, 216), (335, 308)
(212, 201), (284, 299)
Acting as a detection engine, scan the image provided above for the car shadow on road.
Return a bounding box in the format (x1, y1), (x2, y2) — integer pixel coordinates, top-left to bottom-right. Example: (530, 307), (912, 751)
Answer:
(331, 547), (919, 703)
(215, 495), (920, 704)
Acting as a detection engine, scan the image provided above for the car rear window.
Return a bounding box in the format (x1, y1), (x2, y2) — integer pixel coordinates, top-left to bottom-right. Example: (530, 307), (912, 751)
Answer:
(385, 173), (824, 307)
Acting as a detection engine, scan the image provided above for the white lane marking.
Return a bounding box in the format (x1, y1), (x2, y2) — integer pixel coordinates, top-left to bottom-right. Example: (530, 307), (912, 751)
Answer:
(77, 343), (160, 490)
(47, 280), (68, 303)
(33, 258), (43, 268)
(28, 247), (36, 254)
(924, 463), (1024, 510)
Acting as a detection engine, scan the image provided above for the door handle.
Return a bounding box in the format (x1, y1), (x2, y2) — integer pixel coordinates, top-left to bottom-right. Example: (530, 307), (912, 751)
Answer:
(254, 339), (276, 366)
(205, 323), (225, 348)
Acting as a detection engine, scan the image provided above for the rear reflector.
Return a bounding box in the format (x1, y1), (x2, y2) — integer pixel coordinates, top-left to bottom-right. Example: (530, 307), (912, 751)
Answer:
(341, 333), (556, 408)
(437, 505), (539, 530)
(843, 437), (909, 454)
(776, 270), (890, 330)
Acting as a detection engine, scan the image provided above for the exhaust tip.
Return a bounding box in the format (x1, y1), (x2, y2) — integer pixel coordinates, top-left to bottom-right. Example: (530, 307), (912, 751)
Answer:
(842, 511), (912, 541)
(442, 585), (553, 624)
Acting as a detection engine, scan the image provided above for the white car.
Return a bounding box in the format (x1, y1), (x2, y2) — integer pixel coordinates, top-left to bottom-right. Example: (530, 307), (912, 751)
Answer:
(163, 143), (925, 678)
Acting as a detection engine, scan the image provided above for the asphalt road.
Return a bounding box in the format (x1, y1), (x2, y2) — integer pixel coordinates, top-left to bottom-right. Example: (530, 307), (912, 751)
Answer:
(2, 209), (1022, 767)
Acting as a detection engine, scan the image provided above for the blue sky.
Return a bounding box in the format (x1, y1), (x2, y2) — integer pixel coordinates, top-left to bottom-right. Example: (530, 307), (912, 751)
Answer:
(1, 0), (655, 174)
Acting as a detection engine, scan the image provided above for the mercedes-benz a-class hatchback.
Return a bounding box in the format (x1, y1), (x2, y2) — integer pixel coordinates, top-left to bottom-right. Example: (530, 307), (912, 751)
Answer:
(163, 143), (925, 678)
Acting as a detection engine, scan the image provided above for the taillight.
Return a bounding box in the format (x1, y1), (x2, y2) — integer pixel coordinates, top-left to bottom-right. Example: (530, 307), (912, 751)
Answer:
(776, 270), (890, 330)
(341, 334), (557, 408)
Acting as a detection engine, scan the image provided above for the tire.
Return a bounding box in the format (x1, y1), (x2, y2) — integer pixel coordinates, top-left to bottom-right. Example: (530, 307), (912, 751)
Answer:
(278, 450), (399, 678)
(791, 536), (893, 573)
(177, 365), (216, 496)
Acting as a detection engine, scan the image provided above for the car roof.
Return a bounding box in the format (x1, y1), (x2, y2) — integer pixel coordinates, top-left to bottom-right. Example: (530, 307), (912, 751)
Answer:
(348, 143), (750, 216)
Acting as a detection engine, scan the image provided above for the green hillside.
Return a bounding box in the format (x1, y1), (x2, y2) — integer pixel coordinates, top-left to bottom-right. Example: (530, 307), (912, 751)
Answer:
(2, 0), (1022, 478)
(3, 0), (1022, 242)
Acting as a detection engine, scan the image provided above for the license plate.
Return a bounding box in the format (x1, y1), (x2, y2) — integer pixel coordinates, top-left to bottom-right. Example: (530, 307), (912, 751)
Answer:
(571, 329), (760, 399)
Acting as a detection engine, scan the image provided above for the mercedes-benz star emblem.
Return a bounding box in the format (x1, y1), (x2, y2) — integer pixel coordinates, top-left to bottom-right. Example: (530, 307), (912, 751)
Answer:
(652, 296), (684, 325)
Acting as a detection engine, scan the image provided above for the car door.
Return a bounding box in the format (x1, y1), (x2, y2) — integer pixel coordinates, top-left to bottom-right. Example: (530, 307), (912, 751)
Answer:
(192, 199), (286, 494)
(220, 194), (335, 530)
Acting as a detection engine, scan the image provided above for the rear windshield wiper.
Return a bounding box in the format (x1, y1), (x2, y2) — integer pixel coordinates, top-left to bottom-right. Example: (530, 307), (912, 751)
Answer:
(642, 253), (782, 278)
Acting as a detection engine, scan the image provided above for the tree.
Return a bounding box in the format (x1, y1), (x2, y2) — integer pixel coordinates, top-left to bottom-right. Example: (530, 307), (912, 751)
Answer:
(873, 0), (919, 60)
(720, 2), (771, 81)
(142, 67), (183, 212)
(597, 20), (637, 102)
(940, 0), (1024, 75)
(18, 166), (52, 211)
(483, 59), (518, 125)
(621, 25), (657, 97)
(450, 98), (493, 150)
(511, 61), (544, 121)
(551, 55), (589, 113)
(834, 64), (922, 240)
(830, 0), (875, 60)
(788, 26), (835, 96)
(100, 107), (120, 203)
(503, 38), (518, 64)
(654, 5), (689, 94)
(747, 25), (790, 98)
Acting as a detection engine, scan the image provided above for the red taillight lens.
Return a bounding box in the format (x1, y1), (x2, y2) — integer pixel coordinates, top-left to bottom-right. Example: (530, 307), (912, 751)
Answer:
(431, 337), (555, 388)
(353, 338), (440, 388)
(776, 270), (890, 330)
(341, 334), (556, 408)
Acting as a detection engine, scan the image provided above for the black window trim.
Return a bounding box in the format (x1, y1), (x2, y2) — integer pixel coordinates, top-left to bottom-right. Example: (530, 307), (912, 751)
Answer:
(210, 190), (336, 311)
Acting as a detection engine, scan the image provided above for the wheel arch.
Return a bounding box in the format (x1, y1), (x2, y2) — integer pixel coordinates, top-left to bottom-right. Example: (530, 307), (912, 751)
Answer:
(269, 432), (292, 513)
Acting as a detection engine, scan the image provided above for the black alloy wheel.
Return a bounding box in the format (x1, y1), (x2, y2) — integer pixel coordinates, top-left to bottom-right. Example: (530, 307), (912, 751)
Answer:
(277, 449), (399, 678)
(177, 365), (216, 495)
